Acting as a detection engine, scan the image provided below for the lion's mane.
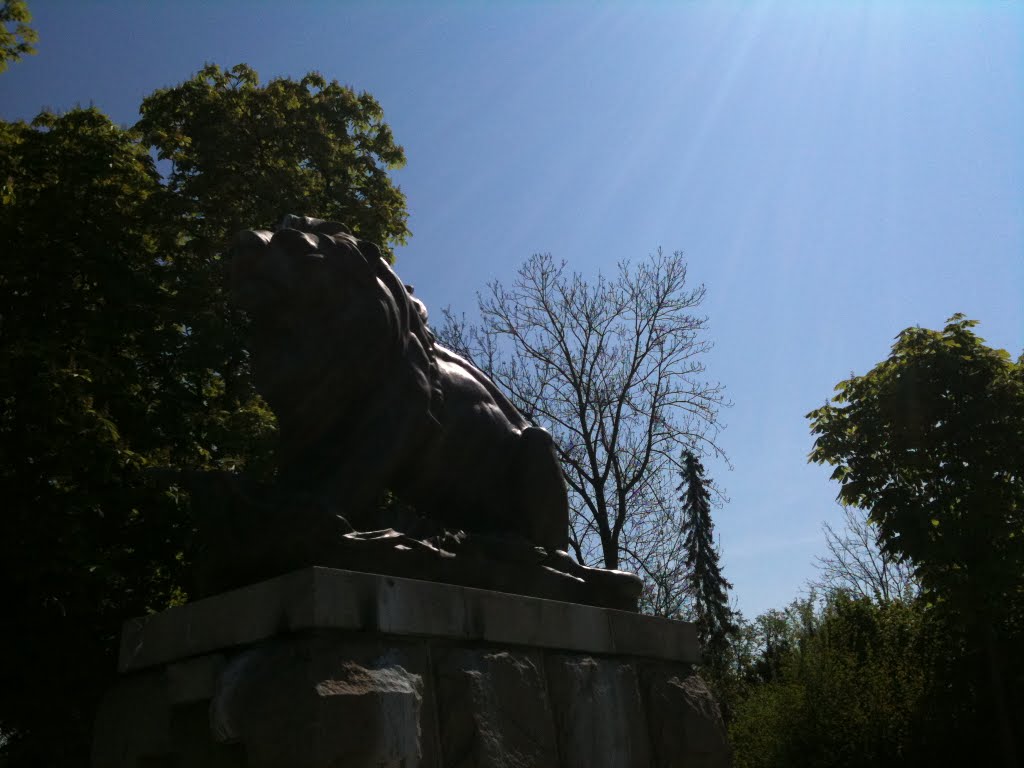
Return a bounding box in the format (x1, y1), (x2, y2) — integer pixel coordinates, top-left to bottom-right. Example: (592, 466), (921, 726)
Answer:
(231, 217), (568, 551)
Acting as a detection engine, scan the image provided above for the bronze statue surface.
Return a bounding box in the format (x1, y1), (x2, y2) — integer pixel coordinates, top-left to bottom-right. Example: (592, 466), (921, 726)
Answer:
(183, 216), (641, 610)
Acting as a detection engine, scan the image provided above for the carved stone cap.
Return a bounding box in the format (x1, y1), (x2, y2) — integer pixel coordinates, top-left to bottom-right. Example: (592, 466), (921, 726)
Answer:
(120, 567), (700, 673)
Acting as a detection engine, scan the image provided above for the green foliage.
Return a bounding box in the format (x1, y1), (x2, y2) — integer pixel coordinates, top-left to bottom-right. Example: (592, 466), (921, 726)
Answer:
(729, 594), (938, 768)
(807, 315), (1024, 624)
(696, 317), (1024, 767)
(133, 66), (411, 469)
(0, 0), (36, 73)
(807, 315), (1024, 765)
(136, 63), (409, 259)
(0, 107), (188, 761)
(0, 64), (408, 765)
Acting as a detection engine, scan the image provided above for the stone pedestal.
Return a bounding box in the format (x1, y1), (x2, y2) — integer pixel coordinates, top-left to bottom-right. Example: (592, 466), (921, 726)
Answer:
(93, 567), (730, 768)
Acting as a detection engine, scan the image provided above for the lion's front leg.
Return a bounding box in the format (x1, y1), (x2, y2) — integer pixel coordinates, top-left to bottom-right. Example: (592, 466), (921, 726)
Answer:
(291, 399), (428, 533)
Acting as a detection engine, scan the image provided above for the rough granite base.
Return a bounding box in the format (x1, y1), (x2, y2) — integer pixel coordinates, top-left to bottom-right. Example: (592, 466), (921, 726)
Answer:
(93, 567), (731, 768)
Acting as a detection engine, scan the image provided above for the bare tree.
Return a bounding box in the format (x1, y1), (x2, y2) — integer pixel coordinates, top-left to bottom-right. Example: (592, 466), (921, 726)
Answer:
(623, 468), (690, 618)
(439, 249), (727, 582)
(811, 505), (919, 602)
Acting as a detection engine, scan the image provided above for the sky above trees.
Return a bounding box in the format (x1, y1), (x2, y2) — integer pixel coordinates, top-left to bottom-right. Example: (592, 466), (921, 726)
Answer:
(2, 0), (1020, 617)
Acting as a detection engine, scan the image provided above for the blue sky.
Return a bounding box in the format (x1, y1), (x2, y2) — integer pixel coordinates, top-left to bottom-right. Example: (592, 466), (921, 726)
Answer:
(3, 1), (1021, 618)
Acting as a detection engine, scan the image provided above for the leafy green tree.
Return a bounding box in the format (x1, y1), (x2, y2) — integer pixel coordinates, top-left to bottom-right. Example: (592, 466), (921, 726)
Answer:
(136, 63), (409, 259)
(1, 64), (410, 766)
(808, 315), (1023, 766)
(0, 0), (36, 73)
(729, 594), (937, 768)
(134, 65), (410, 464)
(679, 450), (736, 659)
(702, 601), (809, 727)
(728, 677), (804, 768)
(725, 600), (817, 765)
(792, 596), (934, 767)
(0, 108), (188, 764)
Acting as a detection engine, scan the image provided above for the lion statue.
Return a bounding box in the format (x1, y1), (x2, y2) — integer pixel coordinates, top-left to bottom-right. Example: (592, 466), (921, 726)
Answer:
(230, 215), (570, 553)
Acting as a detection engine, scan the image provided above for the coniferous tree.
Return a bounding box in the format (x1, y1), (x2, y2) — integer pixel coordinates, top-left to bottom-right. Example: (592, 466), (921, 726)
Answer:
(679, 450), (736, 660)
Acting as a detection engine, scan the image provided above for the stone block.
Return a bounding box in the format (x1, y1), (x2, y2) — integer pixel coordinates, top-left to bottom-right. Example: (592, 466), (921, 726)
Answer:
(167, 701), (217, 768)
(307, 567), (386, 629)
(371, 572), (469, 637)
(167, 654), (225, 705)
(120, 568), (316, 673)
(607, 609), (699, 662)
(210, 634), (425, 768)
(638, 663), (731, 768)
(467, 588), (615, 654)
(546, 655), (652, 768)
(434, 648), (559, 767)
(92, 669), (170, 768)
(119, 568), (701, 674)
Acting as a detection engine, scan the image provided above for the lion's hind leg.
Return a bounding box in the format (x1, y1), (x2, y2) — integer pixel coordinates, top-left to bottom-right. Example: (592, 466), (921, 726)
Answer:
(513, 426), (570, 552)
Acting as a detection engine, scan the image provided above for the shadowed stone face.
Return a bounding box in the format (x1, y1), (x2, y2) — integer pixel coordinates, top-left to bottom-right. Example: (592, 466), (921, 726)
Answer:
(94, 581), (726, 768)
